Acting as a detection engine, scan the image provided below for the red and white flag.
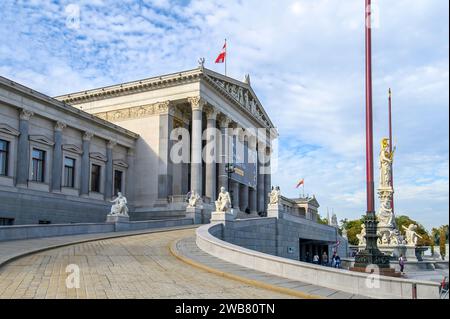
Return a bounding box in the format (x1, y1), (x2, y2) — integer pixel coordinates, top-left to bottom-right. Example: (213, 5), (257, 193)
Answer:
(215, 41), (226, 63)
(295, 178), (304, 188)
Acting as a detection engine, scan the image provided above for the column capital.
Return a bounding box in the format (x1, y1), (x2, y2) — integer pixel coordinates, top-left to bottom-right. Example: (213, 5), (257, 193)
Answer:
(157, 100), (174, 115)
(187, 96), (206, 112)
(205, 105), (218, 121)
(19, 109), (34, 121)
(54, 121), (67, 132)
(83, 131), (94, 141)
(218, 114), (231, 128)
(107, 140), (117, 149)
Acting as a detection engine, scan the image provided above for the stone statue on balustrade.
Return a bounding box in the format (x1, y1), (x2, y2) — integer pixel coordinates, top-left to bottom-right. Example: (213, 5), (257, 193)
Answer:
(187, 190), (202, 208)
(331, 213), (338, 228)
(268, 186), (280, 206)
(402, 224), (422, 246)
(215, 187), (232, 213)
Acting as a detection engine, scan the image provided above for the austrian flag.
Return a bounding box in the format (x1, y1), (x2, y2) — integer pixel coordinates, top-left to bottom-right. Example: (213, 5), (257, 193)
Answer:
(215, 41), (226, 63)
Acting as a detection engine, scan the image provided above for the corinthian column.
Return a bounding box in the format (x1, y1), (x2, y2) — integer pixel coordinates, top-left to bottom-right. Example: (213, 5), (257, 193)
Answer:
(16, 109), (34, 187)
(51, 121), (67, 192)
(188, 96), (205, 197)
(105, 140), (116, 200)
(218, 115), (231, 193)
(204, 106), (218, 202)
(80, 131), (93, 196)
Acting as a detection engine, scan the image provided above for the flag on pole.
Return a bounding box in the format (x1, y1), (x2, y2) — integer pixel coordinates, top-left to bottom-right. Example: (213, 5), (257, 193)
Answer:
(295, 178), (304, 188)
(215, 40), (227, 63)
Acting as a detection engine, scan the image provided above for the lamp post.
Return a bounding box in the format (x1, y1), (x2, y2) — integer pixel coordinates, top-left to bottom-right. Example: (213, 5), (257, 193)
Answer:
(225, 163), (235, 208)
(353, 0), (390, 271)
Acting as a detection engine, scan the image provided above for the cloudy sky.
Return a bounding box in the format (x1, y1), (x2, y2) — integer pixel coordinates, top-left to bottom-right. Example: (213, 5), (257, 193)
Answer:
(0, 0), (448, 229)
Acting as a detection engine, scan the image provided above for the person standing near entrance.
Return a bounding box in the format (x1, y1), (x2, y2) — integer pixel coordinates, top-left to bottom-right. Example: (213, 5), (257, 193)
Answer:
(322, 251), (328, 266)
(313, 253), (319, 265)
(305, 251), (311, 263)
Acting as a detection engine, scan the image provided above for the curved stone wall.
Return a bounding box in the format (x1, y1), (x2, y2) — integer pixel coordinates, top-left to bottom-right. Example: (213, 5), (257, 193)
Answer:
(196, 222), (440, 299)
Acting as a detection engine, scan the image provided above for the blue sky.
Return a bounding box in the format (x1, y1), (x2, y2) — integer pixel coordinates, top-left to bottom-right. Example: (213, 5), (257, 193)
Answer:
(0, 0), (448, 230)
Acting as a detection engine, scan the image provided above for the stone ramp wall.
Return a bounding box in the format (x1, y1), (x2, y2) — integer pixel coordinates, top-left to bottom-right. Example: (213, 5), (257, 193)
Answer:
(0, 217), (193, 242)
(198, 222), (440, 299)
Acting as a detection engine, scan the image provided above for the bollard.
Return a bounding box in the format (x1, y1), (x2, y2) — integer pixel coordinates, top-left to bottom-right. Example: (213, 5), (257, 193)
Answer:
(412, 283), (417, 299)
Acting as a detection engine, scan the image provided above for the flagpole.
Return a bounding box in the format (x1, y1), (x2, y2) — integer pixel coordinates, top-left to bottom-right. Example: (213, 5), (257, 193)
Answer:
(224, 38), (227, 76)
(388, 88), (394, 213)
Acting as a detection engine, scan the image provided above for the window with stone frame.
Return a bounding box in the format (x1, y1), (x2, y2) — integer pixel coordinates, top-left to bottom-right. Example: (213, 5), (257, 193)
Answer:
(91, 163), (101, 192)
(114, 169), (123, 196)
(0, 139), (9, 176)
(31, 148), (46, 182)
(63, 157), (76, 188)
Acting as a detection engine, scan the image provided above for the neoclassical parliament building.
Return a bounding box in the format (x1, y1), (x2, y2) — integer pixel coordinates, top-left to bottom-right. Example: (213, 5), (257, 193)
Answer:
(0, 65), (284, 225)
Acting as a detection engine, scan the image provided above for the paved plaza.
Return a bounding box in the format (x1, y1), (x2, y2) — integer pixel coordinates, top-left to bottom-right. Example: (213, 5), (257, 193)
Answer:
(0, 228), (297, 299)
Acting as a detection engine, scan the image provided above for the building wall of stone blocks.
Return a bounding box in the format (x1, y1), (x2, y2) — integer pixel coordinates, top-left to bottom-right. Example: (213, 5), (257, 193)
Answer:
(212, 214), (349, 262)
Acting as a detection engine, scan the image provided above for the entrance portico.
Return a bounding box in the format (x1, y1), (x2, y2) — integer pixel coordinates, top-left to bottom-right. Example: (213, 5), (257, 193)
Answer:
(55, 66), (277, 219)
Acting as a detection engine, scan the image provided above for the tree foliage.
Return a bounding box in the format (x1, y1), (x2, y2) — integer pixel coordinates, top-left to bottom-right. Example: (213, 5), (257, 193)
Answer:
(440, 227), (447, 260)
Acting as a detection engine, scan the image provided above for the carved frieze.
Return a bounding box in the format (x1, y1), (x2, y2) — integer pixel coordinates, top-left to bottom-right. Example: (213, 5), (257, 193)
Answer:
(208, 76), (269, 127)
(93, 101), (173, 122)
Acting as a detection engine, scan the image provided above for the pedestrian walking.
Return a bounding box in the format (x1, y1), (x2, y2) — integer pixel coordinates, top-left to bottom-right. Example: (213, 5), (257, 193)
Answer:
(399, 254), (405, 274)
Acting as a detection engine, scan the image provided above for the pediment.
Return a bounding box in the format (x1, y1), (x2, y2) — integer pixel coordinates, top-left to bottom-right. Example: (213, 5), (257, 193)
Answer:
(203, 70), (273, 128)
(0, 123), (19, 136)
(308, 197), (320, 208)
(89, 152), (107, 162)
(113, 159), (128, 168)
(63, 144), (83, 154)
(29, 135), (54, 146)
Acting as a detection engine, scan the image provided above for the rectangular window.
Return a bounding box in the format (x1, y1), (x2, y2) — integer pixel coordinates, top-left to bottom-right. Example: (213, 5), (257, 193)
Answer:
(63, 157), (76, 188)
(114, 170), (123, 195)
(31, 149), (46, 182)
(91, 164), (101, 192)
(0, 217), (14, 226)
(0, 139), (9, 176)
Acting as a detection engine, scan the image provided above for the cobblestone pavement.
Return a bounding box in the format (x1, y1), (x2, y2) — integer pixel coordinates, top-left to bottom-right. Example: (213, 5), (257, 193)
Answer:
(0, 228), (296, 299)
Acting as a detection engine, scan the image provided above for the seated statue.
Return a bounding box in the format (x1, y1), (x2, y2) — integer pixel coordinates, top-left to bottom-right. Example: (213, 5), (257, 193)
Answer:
(187, 190), (202, 208)
(215, 187), (231, 212)
(109, 192), (129, 216)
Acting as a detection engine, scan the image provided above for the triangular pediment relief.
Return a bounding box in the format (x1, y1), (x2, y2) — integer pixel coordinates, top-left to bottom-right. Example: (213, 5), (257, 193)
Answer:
(203, 70), (273, 128)
(89, 152), (107, 162)
(113, 159), (128, 168)
(29, 135), (54, 146)
(0, 123), (20, 136)
(308, 197), (320, 208)
(63, 144), (83, 154)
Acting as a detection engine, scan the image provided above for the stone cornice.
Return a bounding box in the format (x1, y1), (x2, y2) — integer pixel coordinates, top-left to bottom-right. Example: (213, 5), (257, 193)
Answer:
(54, 68), (202, 104)
(0, 76), (138, 140)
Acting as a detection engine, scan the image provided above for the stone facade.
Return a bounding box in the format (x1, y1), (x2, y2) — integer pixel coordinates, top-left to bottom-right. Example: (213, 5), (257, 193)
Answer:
(0, 76), (137, 225)
(0, 66), (276, 225)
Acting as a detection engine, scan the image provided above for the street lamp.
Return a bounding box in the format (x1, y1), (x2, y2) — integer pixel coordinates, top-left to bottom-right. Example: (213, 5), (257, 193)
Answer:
(225, 163), (235, 208)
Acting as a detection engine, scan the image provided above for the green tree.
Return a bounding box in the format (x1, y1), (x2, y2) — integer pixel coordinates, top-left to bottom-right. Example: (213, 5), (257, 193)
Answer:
(440, 228), (446, 260)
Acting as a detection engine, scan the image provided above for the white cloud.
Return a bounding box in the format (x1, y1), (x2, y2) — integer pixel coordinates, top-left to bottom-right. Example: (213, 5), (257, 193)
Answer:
(0, 0), (448, 229)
